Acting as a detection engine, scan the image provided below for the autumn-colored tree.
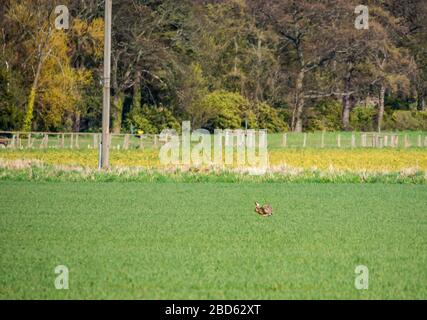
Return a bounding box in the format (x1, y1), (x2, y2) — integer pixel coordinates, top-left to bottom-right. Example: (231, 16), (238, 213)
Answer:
(1, 0), (426, 133)
(3, 0), (97, 131)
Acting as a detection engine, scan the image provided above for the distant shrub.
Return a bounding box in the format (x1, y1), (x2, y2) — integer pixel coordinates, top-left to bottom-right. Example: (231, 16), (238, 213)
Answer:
(200, 91), (289, 132)
(385, 110), (427, 131)
(0, 67), (25, 131)
(254, 102), (289, 132)
(202, 91), (249, 130)
(350, 106), (377, 131)
(124, 105), (180, 134)
(0, 104), (23, 132)
(307, 101), (342, 131)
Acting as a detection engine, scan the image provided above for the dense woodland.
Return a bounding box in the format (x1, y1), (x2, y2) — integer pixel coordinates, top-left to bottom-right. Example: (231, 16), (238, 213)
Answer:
(0, 0), (426, 133)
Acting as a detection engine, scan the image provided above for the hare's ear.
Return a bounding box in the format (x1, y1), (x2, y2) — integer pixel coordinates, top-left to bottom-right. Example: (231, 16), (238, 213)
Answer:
(255, 202), (260, 207)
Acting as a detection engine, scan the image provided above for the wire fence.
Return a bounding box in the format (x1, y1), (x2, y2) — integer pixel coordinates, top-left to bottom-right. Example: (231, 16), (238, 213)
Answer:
(0, 132), (159, 150)
(0, 131), (426, 150)
(279, 131), (427, 149)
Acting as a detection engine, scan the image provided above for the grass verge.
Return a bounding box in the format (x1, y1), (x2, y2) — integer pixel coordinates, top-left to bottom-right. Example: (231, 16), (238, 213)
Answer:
(0, 159), (426, 184)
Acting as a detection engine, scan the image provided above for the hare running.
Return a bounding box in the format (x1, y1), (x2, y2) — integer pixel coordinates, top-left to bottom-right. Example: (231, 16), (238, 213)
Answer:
(255, 202), (273, 217)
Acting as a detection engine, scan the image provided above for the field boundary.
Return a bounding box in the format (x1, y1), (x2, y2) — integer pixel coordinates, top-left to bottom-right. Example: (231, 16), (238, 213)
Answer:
(1, 130), (427, 150)
(0, 159), (425, 184)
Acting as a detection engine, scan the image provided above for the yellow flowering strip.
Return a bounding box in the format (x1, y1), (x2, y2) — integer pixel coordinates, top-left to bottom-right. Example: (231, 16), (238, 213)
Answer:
(0, 148), (426, 172)
(269, 149), (427, 172)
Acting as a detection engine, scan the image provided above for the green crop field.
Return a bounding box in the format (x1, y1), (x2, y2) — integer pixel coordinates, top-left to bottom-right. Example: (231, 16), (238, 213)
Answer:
(0, 181), (426, 299)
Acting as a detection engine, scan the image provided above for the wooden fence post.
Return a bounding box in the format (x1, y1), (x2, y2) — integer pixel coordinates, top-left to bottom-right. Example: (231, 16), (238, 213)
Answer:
(93, 134), (98, 149)
(384, 135), (388, 147)
(404, 134), (410, 148)
(75, 134), (79, 149)
(70, 134), (74, 149)
(303, 133), (307, 148)
(139, 135), (144, 150)
(282, 133), (287, 147)
(11, 135), (16, 149)
(361, 133), (366, 148)
(123, 134), (130, 150)
(418, 135), (422, 147)
(27, 133), (32, 148)
(17, 133), (21, 148)
(40, 134), (48, 149)
(379, 136), (384, 148)
(337, 133), (341, 148)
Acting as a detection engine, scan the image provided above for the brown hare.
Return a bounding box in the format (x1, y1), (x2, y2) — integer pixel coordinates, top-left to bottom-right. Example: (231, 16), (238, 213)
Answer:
(255, 202), (273, 217)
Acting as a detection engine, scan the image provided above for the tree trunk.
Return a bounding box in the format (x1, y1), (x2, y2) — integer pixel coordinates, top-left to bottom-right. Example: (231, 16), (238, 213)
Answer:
(377, 84), (386, 132)
(417, 91), (426, 111)
(22, 26), (53, 132)
(73, 111), (81, 132)
(342, 94), (352, 131)
(22, 56), (43, 132)
(292, 70), (305, 132)
(112, 93), (124, 134)
(342, 66), (353, 131)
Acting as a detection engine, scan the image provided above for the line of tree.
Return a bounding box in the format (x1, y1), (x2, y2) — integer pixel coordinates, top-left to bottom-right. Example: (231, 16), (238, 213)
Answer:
(0, 0), (426, 133)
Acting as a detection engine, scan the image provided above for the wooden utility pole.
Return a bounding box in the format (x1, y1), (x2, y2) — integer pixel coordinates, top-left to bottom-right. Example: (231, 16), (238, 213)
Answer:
(101, 0), (112, 169)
